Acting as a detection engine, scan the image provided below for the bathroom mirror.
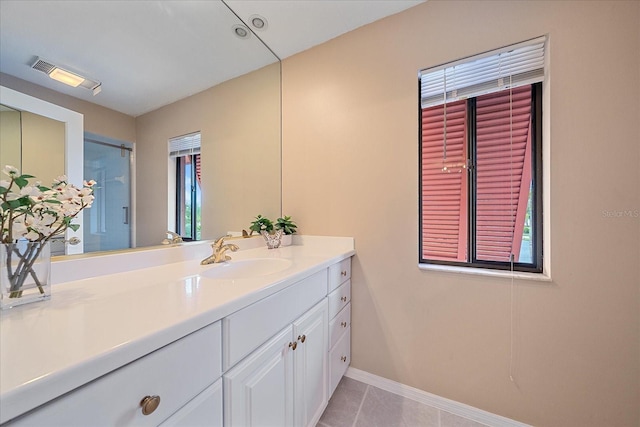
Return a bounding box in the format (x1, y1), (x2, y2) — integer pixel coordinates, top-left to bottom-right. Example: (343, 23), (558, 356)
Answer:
(0, 1), (281, 255)
(0, 104), (21, 170)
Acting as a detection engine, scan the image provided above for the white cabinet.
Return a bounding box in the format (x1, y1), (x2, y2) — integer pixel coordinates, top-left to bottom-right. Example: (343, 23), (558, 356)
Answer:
(159, 379), (223, 427)
(7, 322), (222, 427)
(223, 325), (295, 427)
(327, 260), (351, 397)
(222, 270), (327, 371)
(293, 299), (328, 427)
(329, 325), (351, 395)
(223, 299), (328, 427)
(3, 254), (353, 427)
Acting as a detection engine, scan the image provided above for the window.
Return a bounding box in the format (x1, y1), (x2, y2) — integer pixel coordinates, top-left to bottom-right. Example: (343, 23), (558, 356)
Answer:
(419, 37), (545, 273)
(170, 133), (201, 241)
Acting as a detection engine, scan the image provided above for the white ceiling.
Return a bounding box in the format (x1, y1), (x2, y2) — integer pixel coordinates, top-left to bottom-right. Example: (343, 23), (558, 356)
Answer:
(0, 0), (423, 117)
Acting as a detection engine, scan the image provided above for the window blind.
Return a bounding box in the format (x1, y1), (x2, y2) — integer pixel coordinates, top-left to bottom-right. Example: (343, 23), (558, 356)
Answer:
(420, 36), (545, 109)
(421, 100), (468, 262)
(169, 132), (201, 158)
(474, 86), (533, 262)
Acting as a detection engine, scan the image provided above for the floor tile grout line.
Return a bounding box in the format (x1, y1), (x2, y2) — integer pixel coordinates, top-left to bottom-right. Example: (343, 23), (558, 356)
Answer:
(351, 384), (370, 427)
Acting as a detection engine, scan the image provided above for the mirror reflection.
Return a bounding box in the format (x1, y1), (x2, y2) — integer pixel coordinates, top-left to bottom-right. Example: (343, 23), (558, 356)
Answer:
(0, 1), (282, 256)
(0, 104), (21, 171)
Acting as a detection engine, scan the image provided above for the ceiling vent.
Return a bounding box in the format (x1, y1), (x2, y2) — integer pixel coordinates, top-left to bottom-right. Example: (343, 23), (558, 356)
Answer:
(31, 57), (102, 95)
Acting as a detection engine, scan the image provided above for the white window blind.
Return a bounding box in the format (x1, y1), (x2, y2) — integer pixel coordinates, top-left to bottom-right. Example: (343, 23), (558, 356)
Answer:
(420, 36), (546, 109)
(169, 132), (201, 158)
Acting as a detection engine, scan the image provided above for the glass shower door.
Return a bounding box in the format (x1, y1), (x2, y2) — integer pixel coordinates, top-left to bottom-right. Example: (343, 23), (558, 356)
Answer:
(83, 137), (132, 252)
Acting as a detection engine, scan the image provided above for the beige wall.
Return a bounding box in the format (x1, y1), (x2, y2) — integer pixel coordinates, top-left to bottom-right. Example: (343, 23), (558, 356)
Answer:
(0, 109), (21, 169)
(135, 63), (281, 246)
(21, 111), (64, 184)
(282, 1), (640, 426)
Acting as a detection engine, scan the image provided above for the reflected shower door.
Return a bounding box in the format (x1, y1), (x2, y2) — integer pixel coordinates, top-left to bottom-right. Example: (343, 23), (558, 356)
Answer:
(83, 137), (132, 252)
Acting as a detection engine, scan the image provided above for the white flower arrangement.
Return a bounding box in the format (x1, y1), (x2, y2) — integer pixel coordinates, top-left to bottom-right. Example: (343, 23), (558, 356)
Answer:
(0, 165), (95, 305)
(0, 165), (95, 244)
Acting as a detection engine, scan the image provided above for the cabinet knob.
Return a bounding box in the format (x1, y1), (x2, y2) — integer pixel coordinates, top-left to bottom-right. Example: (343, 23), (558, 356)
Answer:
(289, 341), (297, 351)
(298, 334), (306, 343)
(341, 270), (347, 277)
(340, 296), (347, 302)
(341, 321), (347, 328)
(341, 356), (347, 363)
(140, 395), (161, 415)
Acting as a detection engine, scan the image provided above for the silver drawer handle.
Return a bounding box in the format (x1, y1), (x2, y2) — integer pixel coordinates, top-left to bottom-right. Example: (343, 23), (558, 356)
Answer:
(341, 321), (347, 328)
(340, 296), (347, 302)
(341, 270), (347, 276)
(341, 356), (347, 363)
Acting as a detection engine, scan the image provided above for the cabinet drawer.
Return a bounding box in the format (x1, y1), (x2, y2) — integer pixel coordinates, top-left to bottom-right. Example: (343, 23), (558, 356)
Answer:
(328, 258), (351, 293)
(159, 378), (222, 427)
(223, 269), (327, 371)
(328, 280), (350, 320)
(328, 327), (351, 396)
(329, 303), (350, 350)
(8, 322), (222, 427)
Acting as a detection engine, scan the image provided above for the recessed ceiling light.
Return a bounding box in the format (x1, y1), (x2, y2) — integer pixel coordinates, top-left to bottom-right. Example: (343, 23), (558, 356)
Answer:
(48, 67), (85, 87)
(232, 24), (250, 39)
(249, 15), (268, 31)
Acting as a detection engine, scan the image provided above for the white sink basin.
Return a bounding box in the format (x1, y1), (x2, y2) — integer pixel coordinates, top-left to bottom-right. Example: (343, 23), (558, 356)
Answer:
(200, 258), (293, 280)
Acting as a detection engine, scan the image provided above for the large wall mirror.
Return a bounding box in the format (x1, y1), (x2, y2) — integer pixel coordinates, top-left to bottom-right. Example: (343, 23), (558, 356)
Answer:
(0, 1), (281, 256)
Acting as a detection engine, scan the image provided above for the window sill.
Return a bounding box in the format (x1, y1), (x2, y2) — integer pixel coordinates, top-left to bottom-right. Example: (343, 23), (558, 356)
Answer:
(418, 263), (551, 282)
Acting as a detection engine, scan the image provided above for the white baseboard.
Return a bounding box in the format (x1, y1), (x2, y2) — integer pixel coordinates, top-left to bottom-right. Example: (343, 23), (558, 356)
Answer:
(345, 367), (530, 427)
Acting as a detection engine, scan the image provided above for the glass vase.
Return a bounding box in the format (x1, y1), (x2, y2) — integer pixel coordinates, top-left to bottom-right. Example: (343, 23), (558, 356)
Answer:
(1, 241), (51, 309)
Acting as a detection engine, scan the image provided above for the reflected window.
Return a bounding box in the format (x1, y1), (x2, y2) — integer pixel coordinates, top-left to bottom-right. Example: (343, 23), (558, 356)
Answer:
(170, 133), (201, 241)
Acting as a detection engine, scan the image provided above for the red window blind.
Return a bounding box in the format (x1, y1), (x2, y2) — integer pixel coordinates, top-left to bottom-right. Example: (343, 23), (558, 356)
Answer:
(195, 154), (201, 185)
(421, 100), (468, 262)
(475, 86), (532, 262)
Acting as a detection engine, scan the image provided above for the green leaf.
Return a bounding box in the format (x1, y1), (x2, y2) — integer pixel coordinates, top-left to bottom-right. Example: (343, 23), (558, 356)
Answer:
(6, 199), (23, 209)
(14, 177), (28, 188)
(68, 224), (80, 232)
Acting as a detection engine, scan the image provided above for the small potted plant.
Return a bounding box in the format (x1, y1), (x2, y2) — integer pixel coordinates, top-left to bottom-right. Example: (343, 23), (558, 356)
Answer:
(248, 214), (274, 236)
(275, 215), (297, 246)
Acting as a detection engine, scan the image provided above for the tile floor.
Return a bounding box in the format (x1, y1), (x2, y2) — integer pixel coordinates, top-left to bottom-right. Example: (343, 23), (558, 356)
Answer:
(317, 377), (488, 427)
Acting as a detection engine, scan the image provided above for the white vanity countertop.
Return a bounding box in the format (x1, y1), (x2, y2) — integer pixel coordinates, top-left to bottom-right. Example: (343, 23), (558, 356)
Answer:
(0, 236), (355, 423)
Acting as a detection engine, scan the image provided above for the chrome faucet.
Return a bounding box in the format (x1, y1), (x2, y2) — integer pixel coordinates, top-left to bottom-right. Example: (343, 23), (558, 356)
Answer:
(201, 236), (239, 265)
(162, 231), (183, 245)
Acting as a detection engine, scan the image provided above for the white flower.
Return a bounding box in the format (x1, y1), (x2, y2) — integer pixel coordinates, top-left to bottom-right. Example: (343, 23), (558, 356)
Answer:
(11, 219), (28, 237)
(1, 165), (94, 243)
(20, 185), (41, 197)
(39, 213), (57, 227)
(56, 187), (80, 204)
(25, 230), (40, 240)
(4, 191), (21, 201)
(51, 175), (68, 186)
(2, 165), (19, 177)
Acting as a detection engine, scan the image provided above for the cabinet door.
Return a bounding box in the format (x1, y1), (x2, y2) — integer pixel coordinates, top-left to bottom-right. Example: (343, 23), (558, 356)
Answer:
(159, 379), (222, 427)
(223, 326), (294, 427)
(293, 299), (328, 427)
